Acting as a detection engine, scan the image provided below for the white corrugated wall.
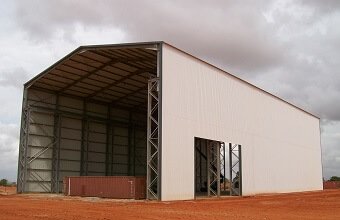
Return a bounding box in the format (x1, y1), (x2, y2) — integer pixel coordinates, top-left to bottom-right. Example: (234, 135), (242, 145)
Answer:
(161, 44), (322, 201)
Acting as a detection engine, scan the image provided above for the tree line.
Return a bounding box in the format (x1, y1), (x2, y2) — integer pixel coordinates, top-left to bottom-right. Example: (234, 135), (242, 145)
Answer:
(0, 179), (16, 186)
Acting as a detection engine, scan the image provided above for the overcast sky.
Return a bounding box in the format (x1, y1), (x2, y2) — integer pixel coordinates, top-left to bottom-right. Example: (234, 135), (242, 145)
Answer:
(0, 0), (339, 181)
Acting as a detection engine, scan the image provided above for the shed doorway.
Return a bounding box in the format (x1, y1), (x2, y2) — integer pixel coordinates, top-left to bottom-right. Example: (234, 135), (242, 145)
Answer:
(194, 137), (242, 198)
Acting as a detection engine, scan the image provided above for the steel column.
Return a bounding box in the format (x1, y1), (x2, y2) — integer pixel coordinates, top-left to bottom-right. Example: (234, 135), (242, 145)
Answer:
(229, 143), (242, 196)
(105, 105), (111, 176)
(51, 95), (61, 193)
(17, 89), (29, 192)
(207, 141), (211, 197)
(146, 77), (160, 200)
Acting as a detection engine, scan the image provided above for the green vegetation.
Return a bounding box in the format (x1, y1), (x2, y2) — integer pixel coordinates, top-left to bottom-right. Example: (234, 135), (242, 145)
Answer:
(330, 176), (340, 181)
(0, 179), (8, 186)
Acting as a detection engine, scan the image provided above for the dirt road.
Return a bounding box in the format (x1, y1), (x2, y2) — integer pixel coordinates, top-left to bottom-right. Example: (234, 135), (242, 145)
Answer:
(0, 189), (339, 220)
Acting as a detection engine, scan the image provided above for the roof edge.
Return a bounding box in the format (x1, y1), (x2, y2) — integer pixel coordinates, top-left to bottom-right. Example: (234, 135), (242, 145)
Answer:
(24, 41), (163, 88)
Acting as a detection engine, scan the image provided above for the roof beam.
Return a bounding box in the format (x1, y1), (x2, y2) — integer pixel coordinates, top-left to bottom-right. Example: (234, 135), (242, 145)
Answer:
(86, 68), (155, 99)
(78, 52), (156, 64)
(111, 86), (147, 105)
(57, 59), (120, 93)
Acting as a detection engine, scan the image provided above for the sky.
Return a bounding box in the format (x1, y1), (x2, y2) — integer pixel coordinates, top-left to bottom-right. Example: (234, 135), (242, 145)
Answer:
(0, 0), (339, 182)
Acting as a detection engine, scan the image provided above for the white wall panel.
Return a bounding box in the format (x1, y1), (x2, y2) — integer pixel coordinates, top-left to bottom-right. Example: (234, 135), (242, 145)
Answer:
(26, 182), (51, 192)
(27, 89), (56, 109)
(60, 150), (80, 161)
(60, 139), (81, 150)
(27, 170), (51, 181)
(29, 125), (54, 136)
(27, 147), (52, 159)
(161, 44), (322, 201)
(61, 117), (82, 129)
(87, 162), (105, 172)
(88, 142), (106, 152)
(61, 128), (81, 140)
(59, 160), (80, 171)
(59, 96), (83, 114)
(88, 152), (106, 162)
(28, 158), (52, 170)
(30, 112), (54, 126)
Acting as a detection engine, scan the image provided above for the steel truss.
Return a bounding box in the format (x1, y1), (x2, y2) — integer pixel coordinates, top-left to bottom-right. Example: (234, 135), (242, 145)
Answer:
(18, 105), (60, 193)
(147, 77), (160, 200)
(207, 141), (226, 197)
(17, 101), (29, 193)
(17, 89), (148, 194)
(220, 142), (227, 194)
(229, 143), (242, 196)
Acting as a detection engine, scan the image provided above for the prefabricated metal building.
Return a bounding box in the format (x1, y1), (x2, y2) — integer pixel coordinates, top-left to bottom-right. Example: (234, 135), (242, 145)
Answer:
(17, 41), (323, 201)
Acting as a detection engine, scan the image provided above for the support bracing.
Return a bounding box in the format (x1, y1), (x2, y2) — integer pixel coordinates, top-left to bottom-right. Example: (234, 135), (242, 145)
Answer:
(207, 141), (221, 197)
(220, 142), (226, 194)
(51, 112), (61, 193)
(229, 143), (242, 196)
(17, 104), (30, 193)
(147, 77), (160, 200)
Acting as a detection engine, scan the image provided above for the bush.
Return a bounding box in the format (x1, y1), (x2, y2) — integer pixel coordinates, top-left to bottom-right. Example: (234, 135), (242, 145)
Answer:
(0, 179), (8, 186)
(330, 176), (340, 181)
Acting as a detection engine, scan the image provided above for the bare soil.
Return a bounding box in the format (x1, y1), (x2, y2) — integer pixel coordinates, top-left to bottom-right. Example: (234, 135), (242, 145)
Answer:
(0, 189), (340, 220)
(0, 186), (16, 195)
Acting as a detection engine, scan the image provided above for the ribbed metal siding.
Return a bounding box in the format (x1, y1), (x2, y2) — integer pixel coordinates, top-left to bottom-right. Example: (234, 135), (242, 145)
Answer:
(63, 176), (146, 199)
(161, 44), (322, 201)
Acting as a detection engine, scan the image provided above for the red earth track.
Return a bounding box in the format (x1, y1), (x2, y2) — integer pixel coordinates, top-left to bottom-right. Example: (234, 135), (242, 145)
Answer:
(1, 187), (340, 220)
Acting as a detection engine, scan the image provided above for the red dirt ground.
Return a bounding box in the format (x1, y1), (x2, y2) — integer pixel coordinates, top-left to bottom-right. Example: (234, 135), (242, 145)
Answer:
(1, 189), (340, 220)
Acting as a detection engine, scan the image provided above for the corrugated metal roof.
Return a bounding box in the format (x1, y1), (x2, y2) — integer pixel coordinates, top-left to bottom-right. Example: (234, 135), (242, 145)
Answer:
(25, 42), (160, 111)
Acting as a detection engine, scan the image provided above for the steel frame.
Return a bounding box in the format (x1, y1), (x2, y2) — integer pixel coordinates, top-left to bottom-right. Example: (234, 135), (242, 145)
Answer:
(229, 143), (242, 196)
(146, 77), (160, 200)
(220, 142), (227, 194)
(18, 42), (162, 195)
(18, 107), (59, 193)
(51, 95), (61, 192)
(17, 89), (148, 193)
(207, 141), (218, 196)
(17, 89), (29, 193)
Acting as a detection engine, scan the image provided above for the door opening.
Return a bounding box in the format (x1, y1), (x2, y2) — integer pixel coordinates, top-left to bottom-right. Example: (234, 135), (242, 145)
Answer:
(194, 137), (242, 198)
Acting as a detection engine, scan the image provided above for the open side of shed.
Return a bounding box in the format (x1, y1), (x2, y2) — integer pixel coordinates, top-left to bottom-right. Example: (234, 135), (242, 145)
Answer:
(17, 42), (162, 200)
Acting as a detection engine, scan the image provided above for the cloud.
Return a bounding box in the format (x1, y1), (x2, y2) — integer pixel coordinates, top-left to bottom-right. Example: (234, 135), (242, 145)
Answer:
(14, 0), (286, 73)
(0, 122), (19, 181)
(0, 68), (30, 88)
(321, 121), (340, 179)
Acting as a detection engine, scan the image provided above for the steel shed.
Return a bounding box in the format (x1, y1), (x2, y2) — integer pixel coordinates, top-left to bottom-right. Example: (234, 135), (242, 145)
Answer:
(17, 41), (323, 201)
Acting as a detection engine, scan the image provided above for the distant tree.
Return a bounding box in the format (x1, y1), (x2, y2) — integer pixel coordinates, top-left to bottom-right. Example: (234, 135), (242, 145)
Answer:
(0, 179), (8, 186)
(330, 176), (340, 181)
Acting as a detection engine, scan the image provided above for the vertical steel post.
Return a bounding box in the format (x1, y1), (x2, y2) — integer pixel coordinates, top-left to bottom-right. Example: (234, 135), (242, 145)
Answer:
(128, 112), (132, 175)
(80, 100), (87, 176)
(223, 143), (226, 192)
(239, 144), (242, 196)
(229, 143), (242, 196)
(229, 143), (232, 196)
(51, 95), (61, 193)
(105, 105), (111, 176)
(146, 77), (160, 200)
(216, 142), (221, 197)
(17, 88), (28, 193)
(133, 124), (136, 176)
(111, 125), (115, 175)
(207, 141), (210, 197)
(85, 120), (89, 176)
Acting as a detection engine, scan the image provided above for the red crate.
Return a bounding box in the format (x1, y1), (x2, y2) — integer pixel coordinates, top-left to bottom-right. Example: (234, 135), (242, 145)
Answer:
(63, 176), (146, 199)
(323, 181), (340, 189)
